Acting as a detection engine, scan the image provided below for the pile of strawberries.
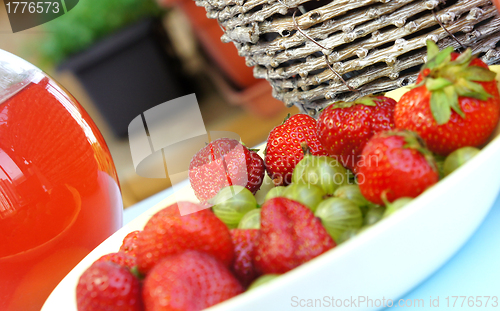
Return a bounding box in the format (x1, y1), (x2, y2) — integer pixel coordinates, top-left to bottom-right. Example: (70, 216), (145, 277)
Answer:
(76, 198), (335, 311)
(76, 42), (500, 311)
(266, 41), (499, 204)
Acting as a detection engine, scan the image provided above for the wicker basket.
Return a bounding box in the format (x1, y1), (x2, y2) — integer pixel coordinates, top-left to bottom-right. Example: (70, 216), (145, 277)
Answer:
(195, 0), (500, 117)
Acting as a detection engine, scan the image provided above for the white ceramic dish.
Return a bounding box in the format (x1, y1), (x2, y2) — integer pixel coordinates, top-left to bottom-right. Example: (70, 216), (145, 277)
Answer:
(43, 69), (500, 311)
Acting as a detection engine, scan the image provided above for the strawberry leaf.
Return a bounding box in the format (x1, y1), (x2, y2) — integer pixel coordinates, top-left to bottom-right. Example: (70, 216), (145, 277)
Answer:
(426, 40), (440, 60)
(130, 266), (145, 280)
(333, 95), (382, 109)
(281, 113), (291, 125)
(450, 48), (472, 66)
(455, 78), (492, 101)
(443, 85), (464, 119)
(430, 90), (452, 125)
(332, 101), (350, 109)
(401, 130), (438, 172)
(458, 66), (497, 82)
(425, 46), (454, 70)
(422, 43), (493, 125)
(409, 80), (425, 90)
(354, 96), (378, 107)
(426, 77), (452, 91)
(435, 47), (454, 65)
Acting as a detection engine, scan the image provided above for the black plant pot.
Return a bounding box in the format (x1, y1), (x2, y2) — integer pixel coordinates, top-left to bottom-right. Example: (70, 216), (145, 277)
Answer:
(59, 18), (191, 138)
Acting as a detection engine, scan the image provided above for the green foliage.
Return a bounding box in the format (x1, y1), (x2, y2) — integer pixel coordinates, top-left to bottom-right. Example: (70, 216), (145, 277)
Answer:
(39, 0), (162, 67)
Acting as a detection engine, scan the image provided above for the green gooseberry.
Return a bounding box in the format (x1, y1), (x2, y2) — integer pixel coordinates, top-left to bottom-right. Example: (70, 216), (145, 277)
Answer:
(254, 174), (275, 205)
(264, 186), (286, 202)
(435, 160), (445, 179)
(212, 185), (257, 228)
(363, 205), (386, 226)
(283, 183), (325, 212)
(248, 274), (280, 290)
(292, 152), (314, 183)
(443, 146), (480, 177)
(336, 228), (362, 244)
(238, 208), (261, 229)
(383, 197), (413, 218)
(314, 197), (363, 243)
(292, 153), (349, 195)
(334, 184), (373, 216)
(433, 154), (446, 179)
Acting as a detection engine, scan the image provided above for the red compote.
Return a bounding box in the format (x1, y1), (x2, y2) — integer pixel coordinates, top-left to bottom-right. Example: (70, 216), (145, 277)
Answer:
(0, 51), (122, 311)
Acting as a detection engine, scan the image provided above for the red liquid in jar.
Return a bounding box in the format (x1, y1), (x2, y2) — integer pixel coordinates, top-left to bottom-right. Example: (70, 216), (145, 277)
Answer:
(0, 77), (122, 311)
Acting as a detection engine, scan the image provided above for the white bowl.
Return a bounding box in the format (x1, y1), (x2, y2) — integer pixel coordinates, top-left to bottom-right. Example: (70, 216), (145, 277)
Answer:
(42, 69), (500, 311)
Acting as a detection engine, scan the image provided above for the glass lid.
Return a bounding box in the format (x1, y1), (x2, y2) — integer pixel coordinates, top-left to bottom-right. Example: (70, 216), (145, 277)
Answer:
(0, 49), (44, 104)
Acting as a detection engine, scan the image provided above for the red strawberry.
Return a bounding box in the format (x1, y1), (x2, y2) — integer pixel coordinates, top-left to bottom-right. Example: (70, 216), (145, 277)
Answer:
(142, 251), (243, 311)
(358, 130), (439, 205)
(119, 230), (141, 257)
(317, 96), (396, 173)
(76, 261), (143, 311)
(265, 114), (328, 186)
(95, 252), (137, 270)
(395, 41), (500, 155)
(246, 149), (266, 193)
(135, 202), (234, 274)
(254, 198), (335, 274)
(230, 229), (260, 287)
(189, 138), (265, 202)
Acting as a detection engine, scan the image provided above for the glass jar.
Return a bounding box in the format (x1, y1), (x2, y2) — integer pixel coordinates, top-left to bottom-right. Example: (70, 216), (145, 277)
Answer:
(0, 49), (123, 311)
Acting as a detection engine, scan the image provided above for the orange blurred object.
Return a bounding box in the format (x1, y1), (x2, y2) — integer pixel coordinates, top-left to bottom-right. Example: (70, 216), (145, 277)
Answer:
(171, 0), (256, 89)
(158, 0), (287, 117)
(494, 0), (500, 14)
(211, 73), (287, 118)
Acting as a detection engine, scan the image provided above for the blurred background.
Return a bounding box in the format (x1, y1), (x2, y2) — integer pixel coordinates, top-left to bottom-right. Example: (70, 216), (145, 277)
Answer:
(0, 0), (299, 208)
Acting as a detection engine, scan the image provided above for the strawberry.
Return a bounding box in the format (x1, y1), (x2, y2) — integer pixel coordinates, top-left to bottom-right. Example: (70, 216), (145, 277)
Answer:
(119, 230), (141, 257)
(142, 251), (243, 311)
(395, 41), (500, 155)
(189, 138), (265, 202)
(95, 252), (137, 270)
(357, 130), (439, 205)
(135, 202), (234, 274)
(265, 114), (328, 186)
(317, 96), (397, 173)
(230, 228), (260, 287)
(76, 261), (143, 311)
(246, 149), (266, 194)
(254, 198), (335, 274)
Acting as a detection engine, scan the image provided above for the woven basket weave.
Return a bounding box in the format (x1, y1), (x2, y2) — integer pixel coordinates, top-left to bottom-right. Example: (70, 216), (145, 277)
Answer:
(196, 0), (500, 117)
